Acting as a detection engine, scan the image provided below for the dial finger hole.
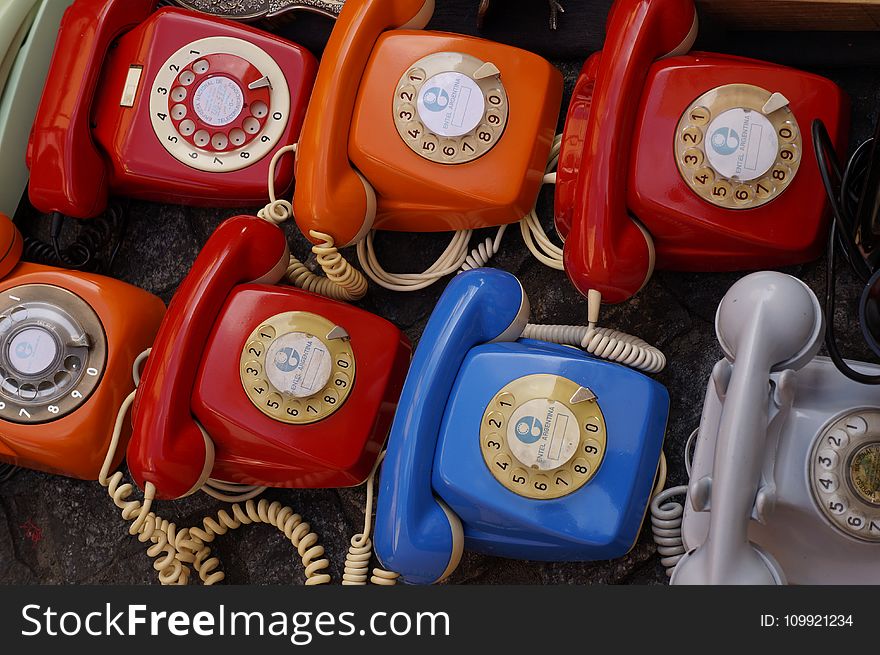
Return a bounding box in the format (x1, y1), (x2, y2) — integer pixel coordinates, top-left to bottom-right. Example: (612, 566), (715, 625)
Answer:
(53, 371), (71, 387)
(250, 101), (268, 119)
(171, 104), (187, 120)
(171, 86), (187, 102)
(10, 307), (27, 322)
(211, 133), (229, 150)
(243, 117), (260, 135)
(19, 383), (36, 401)
(229, 129), (246, 146)
(179, 119), (196, 136)
(193, 60), (209, 75)
(179, 71), (195, 86)
(194, 130), (210, 148)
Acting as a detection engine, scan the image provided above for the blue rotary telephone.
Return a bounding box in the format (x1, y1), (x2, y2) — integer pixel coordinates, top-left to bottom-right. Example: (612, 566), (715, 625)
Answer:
(373, 269), (670, 584)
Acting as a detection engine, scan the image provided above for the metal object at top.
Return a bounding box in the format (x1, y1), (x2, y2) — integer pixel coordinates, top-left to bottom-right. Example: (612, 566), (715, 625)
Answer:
(165, 0), (345, 21)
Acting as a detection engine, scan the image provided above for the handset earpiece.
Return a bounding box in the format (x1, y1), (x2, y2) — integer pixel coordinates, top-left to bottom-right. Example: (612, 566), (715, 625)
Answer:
(374, 268), (529, 584)
(560, 0), (696, 303)
(672, 271), (822, 584)
(292, 0), (434, 248)
(127, 216), (289, 500)
(27, 0), (156, 219)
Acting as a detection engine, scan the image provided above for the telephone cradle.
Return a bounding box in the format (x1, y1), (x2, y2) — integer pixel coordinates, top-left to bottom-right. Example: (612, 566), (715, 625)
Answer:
(374, 268), (669, 584)
(663, 272), (880, 585)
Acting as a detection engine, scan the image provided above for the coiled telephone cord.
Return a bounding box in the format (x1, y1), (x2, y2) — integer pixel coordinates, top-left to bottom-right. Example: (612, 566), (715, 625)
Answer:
(103, 350), (330, 584)
(258, 145), (368, 301)
(355, 133), (562, 292)
(650, 428), (698, 577)
(343, 453), (399, 585)
(176, 499), (331, 585)
(523, 289), (666, 373)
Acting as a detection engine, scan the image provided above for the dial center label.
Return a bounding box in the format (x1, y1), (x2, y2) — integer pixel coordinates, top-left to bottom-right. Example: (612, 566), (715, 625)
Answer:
(265, 332), (331, 398)
(507, 398), (579, 470)
(8, 327), (56, 375)
(705, 108), (778, 181)
(417, 72), (484, 138)
(193, 76), (244, 127)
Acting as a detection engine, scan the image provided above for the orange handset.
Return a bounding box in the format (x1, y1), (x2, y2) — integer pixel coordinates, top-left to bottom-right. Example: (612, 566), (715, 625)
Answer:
(292, 0), (563, 247)
(0, 213), (165, 480)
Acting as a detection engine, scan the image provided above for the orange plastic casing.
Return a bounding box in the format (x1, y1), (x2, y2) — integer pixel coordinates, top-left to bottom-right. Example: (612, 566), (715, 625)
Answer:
(0, 263), (165, 480)
(350, 31), (562, 233)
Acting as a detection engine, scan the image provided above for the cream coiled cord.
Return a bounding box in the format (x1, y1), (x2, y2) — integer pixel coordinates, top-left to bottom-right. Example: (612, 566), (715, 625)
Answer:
(650, 428), (698, 577)
(342, 452), (398, 585)
(258, 145), (368, 301)
(101, 349), (331, 585)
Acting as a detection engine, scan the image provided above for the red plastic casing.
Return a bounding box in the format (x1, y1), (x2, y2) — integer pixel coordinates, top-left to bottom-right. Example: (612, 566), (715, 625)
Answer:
(554, 0), (849, 303)
(127, 215), (411, 499)
(28, 2), (316, 217)
(193, 285), (411, 489)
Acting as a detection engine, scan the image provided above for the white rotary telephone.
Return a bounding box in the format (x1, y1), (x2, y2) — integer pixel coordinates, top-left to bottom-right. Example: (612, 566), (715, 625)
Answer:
(658, 271), (880, 585)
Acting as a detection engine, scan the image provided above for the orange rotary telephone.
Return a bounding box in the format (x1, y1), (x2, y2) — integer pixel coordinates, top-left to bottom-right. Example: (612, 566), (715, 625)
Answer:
(0, 212), (165, 480)
(125, 215), (411, 501)
(292, 0), (563, 251)
(555, 0), (849, 303)
(27, 0), (317, 219)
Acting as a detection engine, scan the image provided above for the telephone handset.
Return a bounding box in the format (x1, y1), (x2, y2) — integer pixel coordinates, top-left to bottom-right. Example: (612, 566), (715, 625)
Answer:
(126, 215), (411, 500)
(373, 269), (669, 584)
(292, 0), (563, 249)
(27, 0), (317, 219)
(0, 212), (165, 480)
(0, 0), (72, 217)
(555, 0), (849, 303)
(669, 272), (880, 585)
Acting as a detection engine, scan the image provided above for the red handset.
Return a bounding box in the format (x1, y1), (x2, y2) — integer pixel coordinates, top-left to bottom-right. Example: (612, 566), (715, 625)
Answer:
(558, 0), (697, 303)
(27, 0), (155, 219)
(127, 216), (289, 499)
(28, 0), (317, 218)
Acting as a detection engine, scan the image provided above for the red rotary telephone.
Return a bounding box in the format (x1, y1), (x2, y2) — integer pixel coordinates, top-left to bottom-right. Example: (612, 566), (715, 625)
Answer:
(27, 0), (317, 219)
(125, 215), (411, 500)
(555, 0), (849, 303)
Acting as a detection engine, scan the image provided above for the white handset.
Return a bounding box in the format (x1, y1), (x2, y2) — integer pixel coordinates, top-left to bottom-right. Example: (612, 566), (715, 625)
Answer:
(671, 271), (823, 585)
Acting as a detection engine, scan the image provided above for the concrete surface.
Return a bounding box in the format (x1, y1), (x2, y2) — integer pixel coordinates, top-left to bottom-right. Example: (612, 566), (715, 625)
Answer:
(1, 10), (879, 585)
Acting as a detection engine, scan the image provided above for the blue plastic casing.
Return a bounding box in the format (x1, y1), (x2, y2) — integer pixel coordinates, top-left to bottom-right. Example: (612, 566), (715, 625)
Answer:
(374, 269), (669, 584)
(434, 339), (669, 561)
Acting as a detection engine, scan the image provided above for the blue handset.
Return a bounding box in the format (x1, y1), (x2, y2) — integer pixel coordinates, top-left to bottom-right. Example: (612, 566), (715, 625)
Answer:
(375, 269), (669, 584)
(374, 269), (529, 584)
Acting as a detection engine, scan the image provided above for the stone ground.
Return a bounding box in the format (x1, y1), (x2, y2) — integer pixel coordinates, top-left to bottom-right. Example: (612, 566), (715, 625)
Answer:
(2, 2), (880, 584)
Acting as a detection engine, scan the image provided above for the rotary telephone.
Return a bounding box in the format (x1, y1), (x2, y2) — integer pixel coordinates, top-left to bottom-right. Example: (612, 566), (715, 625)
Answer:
(26, 0), (317, 220)
(290, 0), (563, 294)
(125, 214), (411, 501)
(554, 0), (850, 303)
(0, 0), (72, 217)
(655, 272), (880, 585)
(0, 212), (165, 480)
(373, 269), (669, 584)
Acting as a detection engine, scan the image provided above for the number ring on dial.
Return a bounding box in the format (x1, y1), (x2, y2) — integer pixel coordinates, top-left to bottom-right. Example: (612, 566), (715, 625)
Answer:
(393, 52), (509, 165)
(479, 374), (607, 500)
(809, 410), (880, 542)
(239, 312), (355, 425)
(674, 83), (802, 210)
(0, 285), (107, 424)
(150, 36), (290, 173)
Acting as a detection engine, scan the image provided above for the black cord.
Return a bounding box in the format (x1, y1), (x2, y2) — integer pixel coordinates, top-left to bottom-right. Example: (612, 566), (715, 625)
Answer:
(0, 463), (18, 483)
(813, 119), (880, 384)
(24, 205), (129, 274)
